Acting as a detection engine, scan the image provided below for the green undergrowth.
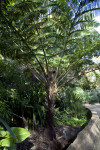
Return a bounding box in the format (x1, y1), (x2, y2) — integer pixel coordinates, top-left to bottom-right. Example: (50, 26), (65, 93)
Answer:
(54, 107), (90, 127)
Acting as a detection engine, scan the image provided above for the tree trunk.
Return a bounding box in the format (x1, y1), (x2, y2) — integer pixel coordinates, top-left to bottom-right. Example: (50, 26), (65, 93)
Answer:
(44, 86), (56, 140)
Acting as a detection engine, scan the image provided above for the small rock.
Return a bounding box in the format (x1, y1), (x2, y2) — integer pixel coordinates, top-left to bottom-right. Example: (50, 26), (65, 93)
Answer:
(30, 146), (43, 150)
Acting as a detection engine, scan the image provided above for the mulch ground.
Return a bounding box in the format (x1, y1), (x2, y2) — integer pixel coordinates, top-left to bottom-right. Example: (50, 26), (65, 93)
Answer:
(16, 125), (82, 150)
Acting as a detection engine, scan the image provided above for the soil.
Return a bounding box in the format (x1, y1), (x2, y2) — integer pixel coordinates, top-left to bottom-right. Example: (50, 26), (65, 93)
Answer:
(16, 125), (82, 150)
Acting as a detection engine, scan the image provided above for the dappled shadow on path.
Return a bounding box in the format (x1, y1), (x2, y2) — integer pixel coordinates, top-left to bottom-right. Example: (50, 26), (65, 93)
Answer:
(67, 105), (100, 150)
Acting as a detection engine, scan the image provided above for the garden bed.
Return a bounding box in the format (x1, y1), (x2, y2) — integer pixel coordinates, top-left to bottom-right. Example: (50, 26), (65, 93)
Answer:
(16, 125), (81, 150)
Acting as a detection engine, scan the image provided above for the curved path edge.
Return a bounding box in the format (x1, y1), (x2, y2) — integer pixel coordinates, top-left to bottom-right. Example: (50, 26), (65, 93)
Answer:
(67, 104), (100, 150)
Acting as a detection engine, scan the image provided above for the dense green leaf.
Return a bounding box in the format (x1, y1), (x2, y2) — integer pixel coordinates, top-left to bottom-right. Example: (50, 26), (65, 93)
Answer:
(0, 127), (30, 147)
(0, 118), (17, 141)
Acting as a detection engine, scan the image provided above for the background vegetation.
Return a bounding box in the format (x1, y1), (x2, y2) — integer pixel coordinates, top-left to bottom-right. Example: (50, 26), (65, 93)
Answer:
(0, 0), (100, 143)
(0, 54), (100, 129)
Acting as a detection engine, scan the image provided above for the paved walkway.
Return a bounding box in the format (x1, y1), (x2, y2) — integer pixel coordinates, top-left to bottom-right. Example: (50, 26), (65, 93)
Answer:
(67, 104), (100, 150)
(84, 104), (100, 116)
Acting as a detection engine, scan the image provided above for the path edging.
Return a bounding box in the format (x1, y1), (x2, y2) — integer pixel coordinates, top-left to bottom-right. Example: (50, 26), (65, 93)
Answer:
(67, 104), (100, 150)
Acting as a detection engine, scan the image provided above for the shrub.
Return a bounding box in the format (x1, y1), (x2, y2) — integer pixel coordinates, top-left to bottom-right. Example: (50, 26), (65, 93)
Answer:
(55, 85), (89, 126)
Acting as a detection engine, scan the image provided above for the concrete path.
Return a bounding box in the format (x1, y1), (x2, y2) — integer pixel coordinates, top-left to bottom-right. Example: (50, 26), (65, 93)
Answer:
(67, 104), (100, 150)
(85, 104), (100, 116)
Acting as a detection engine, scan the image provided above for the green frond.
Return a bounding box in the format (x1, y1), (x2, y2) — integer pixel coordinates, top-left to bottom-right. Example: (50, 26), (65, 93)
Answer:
(70, 29), (85, 36)
(75, 8), (100, 20)
(1, 0), (100, 84)
(25, 22), (45, 33)
(7, 0), (43, 13)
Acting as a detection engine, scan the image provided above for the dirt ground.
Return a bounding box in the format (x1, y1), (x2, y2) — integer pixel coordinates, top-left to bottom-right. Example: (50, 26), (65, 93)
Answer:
(16, 125), (81, 150)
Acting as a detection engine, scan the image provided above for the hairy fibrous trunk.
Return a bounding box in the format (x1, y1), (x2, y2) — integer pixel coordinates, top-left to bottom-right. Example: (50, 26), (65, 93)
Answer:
(44, 81), (57, 140)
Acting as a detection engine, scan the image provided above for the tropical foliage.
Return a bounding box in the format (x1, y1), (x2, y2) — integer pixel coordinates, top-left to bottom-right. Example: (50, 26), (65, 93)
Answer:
(0, 118), (30, 150)
(0, 56), (46, 128)
(0, 0), (100, 140)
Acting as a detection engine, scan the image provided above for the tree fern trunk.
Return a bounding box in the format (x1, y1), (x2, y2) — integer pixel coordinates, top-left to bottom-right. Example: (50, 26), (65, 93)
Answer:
(44, 86), (56, 140)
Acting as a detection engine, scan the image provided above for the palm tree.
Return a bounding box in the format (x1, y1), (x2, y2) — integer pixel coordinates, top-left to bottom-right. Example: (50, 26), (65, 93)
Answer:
(0, 0), (100, 140)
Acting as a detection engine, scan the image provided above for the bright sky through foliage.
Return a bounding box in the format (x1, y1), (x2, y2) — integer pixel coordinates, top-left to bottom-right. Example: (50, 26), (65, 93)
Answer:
(92, 56), (100, 64)
(95, 16), (100, 33)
